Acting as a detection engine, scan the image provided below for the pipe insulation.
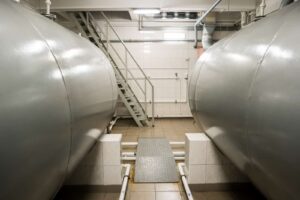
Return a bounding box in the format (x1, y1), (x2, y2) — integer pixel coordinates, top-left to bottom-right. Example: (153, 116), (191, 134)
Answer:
(194, 0), (222, 48)
(45, 0), (51, 15)
(189, 2), (300, 200)
(202, 25), (215, 50)
(0, 1), (118, 200)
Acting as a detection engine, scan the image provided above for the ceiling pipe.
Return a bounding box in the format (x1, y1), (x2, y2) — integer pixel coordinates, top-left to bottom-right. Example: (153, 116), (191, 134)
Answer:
(241, 11), (248, 28)
(43, 0), (56, 20)
(202, 24), (215, 50)
(194, 0), (222, 48)
(45, 0), (51, 15)
(259, 0), (266, 16)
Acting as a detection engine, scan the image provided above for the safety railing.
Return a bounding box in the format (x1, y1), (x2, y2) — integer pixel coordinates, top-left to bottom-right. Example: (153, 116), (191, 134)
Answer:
(86, 12), (155, 126)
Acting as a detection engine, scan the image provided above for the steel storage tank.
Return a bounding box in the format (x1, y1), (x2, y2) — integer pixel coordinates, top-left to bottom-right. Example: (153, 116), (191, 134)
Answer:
(189, 2), (300, 200)
(0, 0), (118, 200)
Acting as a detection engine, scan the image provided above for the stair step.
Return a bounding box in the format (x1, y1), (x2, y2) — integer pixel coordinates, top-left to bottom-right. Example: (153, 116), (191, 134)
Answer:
(73, 11), (150, 127)
(138, 116), (147, 121)
(125, 95), (134, 99)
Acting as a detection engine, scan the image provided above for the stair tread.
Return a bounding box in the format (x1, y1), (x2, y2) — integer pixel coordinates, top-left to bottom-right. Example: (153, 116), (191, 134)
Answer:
(74, 11), (149, 127)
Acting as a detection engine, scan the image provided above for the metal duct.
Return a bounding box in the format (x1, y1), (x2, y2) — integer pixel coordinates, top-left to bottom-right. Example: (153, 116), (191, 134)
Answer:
(202, 25), (215, 50)
(189, 2), (300, 200)
(0, 1), (117, 200)
(194, 0), (222, 48)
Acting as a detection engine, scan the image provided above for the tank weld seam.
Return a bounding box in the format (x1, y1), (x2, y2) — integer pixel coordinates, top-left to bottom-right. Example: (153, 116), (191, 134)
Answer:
(244, 11), (293, 164)
(22, 11), (74, 190)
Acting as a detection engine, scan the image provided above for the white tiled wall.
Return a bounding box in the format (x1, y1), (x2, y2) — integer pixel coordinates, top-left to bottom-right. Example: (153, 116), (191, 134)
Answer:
(185, 133), (249, 185)
(96, 21), (235, 117)
(66, 134), (122, 186)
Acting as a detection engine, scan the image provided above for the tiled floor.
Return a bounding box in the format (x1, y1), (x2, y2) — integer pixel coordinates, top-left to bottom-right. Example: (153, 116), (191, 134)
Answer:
(126, 183), (185, 200)
(112, 118), (201, 143)
(114, 118), (197, 200)
(55, 118), (265, 200)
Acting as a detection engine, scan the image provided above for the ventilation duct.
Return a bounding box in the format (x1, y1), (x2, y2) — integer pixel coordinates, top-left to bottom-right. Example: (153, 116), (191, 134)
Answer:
(202, 24), (215, 50)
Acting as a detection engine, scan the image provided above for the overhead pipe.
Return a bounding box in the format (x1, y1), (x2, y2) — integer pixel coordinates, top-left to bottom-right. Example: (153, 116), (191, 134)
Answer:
(194, 0), (222, 48)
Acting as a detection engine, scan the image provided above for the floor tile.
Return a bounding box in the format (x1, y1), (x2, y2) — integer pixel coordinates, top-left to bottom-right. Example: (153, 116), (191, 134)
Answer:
(156, 192), (182, 200)
(81, 193), (106, 200)
(129, 192), (155, 200)
(202, 192), (236, 200)
(104, 193), (119, 200)
(180, 191), (189, 200)
(155, 183), (180, 192)
(130, 183), (155, 192)
(192, 192), (207, 200)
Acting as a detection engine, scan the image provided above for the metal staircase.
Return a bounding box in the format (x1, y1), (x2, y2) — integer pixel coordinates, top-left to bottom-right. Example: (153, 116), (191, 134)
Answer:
(69, 12), (155, 127)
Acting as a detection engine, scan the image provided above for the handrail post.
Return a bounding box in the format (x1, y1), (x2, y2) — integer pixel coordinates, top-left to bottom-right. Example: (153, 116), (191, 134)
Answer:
(86, 12), (89, 29)
(106, 22), (109, 51)
(93, 11), (155, 127)
(125, 51), (128, 84)
(144, 79), (147, 116)
(152, 86), (155, 127)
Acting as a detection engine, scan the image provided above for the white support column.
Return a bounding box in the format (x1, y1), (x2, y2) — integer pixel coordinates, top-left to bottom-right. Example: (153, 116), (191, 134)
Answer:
(101, 134), (122, 185)
(185, 133), (248, 185)
(66, 134), (122, 186)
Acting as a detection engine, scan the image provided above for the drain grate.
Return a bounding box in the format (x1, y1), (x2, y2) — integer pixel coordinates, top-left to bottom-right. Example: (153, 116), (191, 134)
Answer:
(134, 138), (179, 183)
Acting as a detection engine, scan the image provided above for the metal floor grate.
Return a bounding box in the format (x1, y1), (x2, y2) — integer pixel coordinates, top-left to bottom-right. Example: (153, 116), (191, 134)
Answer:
(134, 138), (179, 183)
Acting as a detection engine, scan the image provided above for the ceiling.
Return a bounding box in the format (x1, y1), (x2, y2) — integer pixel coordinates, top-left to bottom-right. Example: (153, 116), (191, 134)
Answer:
(31, 0), (257, 12)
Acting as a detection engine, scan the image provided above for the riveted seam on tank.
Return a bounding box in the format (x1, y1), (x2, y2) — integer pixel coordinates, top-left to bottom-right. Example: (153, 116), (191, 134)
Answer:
(243, 6), (296, 171)
(12, 5), (75, 198)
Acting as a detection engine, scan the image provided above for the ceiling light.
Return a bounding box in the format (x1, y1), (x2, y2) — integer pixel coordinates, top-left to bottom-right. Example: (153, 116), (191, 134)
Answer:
(133, 9), (160, 15)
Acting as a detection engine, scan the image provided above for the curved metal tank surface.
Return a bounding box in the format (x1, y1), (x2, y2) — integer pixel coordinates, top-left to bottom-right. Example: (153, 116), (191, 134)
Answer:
(0, 1), (118, 200)
(189, 2), (300, 200)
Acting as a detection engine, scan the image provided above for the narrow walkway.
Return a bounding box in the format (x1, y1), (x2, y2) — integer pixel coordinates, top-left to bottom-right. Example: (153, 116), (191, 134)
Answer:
(135, 138), (178, 183)
(55, 118), (265, 200)
(118, 118), (199, 200)
(115, 118), (264, 200)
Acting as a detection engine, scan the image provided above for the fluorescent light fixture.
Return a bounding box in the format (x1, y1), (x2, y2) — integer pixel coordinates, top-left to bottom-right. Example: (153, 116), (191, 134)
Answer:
(133, 9), (160, 15)
(164, 32), (186, 40)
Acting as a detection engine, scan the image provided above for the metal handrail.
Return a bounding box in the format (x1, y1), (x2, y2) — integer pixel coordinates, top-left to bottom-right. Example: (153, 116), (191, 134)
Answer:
(84, 13), (145, 95)
(86, 13), (144, 90)
(105, 42), (146, 95)
(99, 12), (153, 85)
(86, 12), (155, 126)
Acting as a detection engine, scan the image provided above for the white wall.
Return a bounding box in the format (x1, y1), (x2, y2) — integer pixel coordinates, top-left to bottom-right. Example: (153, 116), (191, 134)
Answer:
(95, 21), (234, 117)
(264, 0), (282, 14)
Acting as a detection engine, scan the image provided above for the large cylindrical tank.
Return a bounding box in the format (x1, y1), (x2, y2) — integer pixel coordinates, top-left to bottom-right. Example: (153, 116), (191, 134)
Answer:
(189, 2), (300, 200)
(0, 1), (118, 200)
